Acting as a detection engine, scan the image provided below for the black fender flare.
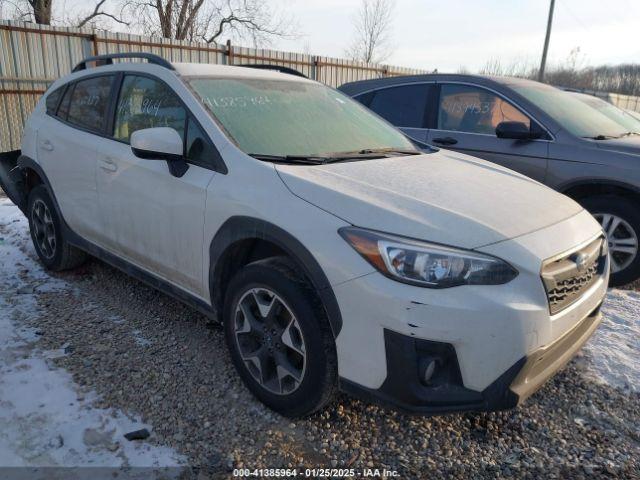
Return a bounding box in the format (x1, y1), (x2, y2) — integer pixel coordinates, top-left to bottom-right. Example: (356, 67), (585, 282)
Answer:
(209, 216), (343, 338)
(558, 178), (640, 198)
(17, 155), (66, 219)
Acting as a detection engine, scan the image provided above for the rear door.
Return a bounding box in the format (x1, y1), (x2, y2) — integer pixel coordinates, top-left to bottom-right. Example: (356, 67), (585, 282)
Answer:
(427, 83), (549, 182)
(96, 74), (217, 297)
(355, 83), (433, 144)
(37, 74), (116, 242)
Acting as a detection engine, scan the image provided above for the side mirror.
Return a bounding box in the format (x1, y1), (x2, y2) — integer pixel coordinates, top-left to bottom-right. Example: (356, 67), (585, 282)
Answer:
(495, 121), (534, 140)
(131, 127), (188, 177)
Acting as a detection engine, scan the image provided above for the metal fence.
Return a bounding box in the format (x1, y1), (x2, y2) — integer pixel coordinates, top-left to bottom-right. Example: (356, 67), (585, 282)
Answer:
(571, 89), (640, 113)
(4, 20), (638, 153)
(0, 20), (426, 152)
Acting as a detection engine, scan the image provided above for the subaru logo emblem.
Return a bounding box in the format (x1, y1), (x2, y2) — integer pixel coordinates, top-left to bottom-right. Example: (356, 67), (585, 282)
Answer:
(574, 252), (589, 272)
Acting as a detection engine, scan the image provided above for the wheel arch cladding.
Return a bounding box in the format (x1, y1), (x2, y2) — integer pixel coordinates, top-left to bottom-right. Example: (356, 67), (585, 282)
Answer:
(209, 216), (343, 338)
(561, 180), (640, 205)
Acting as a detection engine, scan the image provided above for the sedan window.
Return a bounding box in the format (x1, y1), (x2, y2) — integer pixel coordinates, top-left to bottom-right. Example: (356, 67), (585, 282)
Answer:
(438, 84), (530, 135)
(512, 84), (629, 139)
(365, 84), (431, 128)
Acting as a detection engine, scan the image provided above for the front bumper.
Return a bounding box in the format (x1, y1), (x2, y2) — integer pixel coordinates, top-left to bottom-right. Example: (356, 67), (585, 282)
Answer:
(333, 210), (608, 414)
(340, 301), (602, 414)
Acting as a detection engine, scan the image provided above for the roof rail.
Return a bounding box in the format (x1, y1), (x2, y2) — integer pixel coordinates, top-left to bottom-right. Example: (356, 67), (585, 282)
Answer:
(72, 53), (174, 73)
(237, 64), (307, 78)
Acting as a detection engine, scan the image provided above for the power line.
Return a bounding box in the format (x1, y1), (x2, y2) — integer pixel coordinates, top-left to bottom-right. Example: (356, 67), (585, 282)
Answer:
(557, 0), (591, 33)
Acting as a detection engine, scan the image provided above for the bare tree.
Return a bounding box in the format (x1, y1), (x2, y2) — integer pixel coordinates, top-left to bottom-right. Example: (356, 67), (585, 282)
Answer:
(75, 0), (129, 28)
(28, 0), (52, 23)
(346, 0), (395, 64)
(0, 0), (126, 26)
(123, 0), (295, 45)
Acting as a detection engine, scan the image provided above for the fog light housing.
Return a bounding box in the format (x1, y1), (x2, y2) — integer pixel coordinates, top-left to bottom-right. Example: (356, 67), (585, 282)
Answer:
(419, 357), (438, 385)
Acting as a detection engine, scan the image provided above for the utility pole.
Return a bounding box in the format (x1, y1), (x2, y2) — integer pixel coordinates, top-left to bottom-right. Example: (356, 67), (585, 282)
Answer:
(538, 0), (555, 82)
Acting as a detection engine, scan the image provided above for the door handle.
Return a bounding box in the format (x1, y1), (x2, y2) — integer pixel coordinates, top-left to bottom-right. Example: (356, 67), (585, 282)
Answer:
(432, 137), (458, 146)
(41, 140), (54, 151)
(99, 158), (118, 173)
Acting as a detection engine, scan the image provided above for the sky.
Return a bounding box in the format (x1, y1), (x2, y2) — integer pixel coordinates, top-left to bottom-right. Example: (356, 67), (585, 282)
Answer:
(3, 0), (638, 72)
(270, 0), (639, 72)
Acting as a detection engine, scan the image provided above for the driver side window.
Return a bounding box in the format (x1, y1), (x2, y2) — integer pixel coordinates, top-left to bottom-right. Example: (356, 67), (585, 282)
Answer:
(114, 75), (186, 143)
(438, 84), (530, 135)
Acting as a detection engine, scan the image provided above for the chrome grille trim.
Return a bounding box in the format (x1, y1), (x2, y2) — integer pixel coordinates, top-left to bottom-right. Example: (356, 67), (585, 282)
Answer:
(541, 235), (607, 315)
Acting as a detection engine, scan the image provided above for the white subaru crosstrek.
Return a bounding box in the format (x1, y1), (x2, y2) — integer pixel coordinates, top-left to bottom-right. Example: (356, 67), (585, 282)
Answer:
(0, 53), (608, 417)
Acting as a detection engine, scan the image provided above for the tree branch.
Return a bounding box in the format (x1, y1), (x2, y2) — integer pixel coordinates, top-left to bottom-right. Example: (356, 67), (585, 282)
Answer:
(76, 0), (129, 27)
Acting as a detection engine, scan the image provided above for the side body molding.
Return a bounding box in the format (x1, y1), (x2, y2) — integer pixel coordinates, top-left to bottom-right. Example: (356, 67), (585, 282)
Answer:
(15, 154), (216, 319)
(209, 216), (343, 337)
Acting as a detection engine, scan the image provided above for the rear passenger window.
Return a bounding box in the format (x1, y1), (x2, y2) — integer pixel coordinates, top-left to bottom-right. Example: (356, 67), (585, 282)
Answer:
(45, 86), (64, 115)
(186, 118), (217, 168)
(114, 75), (186, 143)
(66, 76), (113, 132)
(57, 84), (74, 120)
(367, 84), (430, 128)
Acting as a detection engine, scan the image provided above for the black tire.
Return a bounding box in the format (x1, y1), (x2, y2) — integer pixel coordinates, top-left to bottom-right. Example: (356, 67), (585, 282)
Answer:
(581, 195), (640, 287)
(223, 256), (337, 417)
(27, 185), (87, 271)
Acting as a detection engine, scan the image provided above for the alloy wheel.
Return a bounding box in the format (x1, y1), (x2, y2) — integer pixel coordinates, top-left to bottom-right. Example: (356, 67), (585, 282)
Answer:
(594, 213), (638, 273)
(31, 199), (56, 260)
(233, 287), (307, 395)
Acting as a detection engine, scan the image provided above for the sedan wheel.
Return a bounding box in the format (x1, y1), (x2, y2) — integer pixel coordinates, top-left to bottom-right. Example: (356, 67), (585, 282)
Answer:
(594, 213), (638, 273)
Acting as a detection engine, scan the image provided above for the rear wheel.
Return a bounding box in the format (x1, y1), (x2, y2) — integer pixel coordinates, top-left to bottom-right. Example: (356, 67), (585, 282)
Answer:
(581, 195), (640, 287)
(27, 185), (87, 271)
(223, 257), (337, 417)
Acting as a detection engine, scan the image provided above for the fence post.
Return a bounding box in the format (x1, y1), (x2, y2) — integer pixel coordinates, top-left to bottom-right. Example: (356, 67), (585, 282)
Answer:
(226, 39), (233, 65)
(91, 33), (99, 56)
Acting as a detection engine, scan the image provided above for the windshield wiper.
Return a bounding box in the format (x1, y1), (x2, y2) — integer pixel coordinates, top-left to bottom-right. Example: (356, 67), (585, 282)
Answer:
(249, 153), (328, 164)
(249, 147), (422, 165)
(338, 148), (421, 156)
(582, 134), (618, 140)
(320, 148), (422, 163)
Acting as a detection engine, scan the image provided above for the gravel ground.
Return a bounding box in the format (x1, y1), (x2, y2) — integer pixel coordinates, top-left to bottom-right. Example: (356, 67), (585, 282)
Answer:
(1, 191), (639, 479)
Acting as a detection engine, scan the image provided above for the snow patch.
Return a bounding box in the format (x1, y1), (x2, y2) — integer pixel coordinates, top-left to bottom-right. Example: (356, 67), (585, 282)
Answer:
(0, 198), (187, 471)
(577, 289), (640, 393)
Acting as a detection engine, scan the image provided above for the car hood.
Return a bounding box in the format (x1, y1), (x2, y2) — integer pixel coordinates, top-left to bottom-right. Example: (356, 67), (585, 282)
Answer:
(276, 150), (583, 249)
(595, 135), (640, 155)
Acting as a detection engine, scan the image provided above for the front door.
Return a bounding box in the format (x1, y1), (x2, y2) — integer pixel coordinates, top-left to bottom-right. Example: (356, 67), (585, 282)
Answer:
(428, 83), (549, 182)
(96, 74), (217, 297)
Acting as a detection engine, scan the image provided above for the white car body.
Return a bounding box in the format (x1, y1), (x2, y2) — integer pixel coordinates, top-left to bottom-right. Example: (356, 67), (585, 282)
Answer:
(3, 56), (608, 415)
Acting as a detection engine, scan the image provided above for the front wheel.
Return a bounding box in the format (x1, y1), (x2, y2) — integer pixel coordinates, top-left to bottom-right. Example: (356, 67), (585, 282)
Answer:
(223, 257), (337, 417)
(581, 195), (640, 287)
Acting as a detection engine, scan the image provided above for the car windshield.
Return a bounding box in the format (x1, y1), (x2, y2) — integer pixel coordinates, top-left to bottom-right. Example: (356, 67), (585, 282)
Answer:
(186, 77), (416, 158)
(571, 93), (640, 133)
(511, 83), (630, 139)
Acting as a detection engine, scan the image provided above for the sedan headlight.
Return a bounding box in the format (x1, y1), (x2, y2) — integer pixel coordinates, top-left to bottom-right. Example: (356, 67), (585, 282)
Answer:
(339, 227), (518, 288)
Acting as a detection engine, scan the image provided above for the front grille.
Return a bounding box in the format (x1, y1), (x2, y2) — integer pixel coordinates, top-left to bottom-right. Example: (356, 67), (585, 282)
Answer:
(541, 236), (607, 315)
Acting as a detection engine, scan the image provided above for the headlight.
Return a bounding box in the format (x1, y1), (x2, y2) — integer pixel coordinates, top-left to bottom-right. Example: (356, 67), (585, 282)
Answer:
(339, 227), (518, 288)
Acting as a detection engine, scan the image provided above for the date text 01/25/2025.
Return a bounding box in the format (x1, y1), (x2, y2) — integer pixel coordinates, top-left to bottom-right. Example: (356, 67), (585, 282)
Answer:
(232, 468), (401, 478)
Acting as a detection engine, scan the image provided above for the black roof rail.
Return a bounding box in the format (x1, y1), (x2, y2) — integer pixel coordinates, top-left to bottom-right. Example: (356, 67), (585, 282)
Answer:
(237, 64), (307, 78)
(72, 53), (174, 73)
